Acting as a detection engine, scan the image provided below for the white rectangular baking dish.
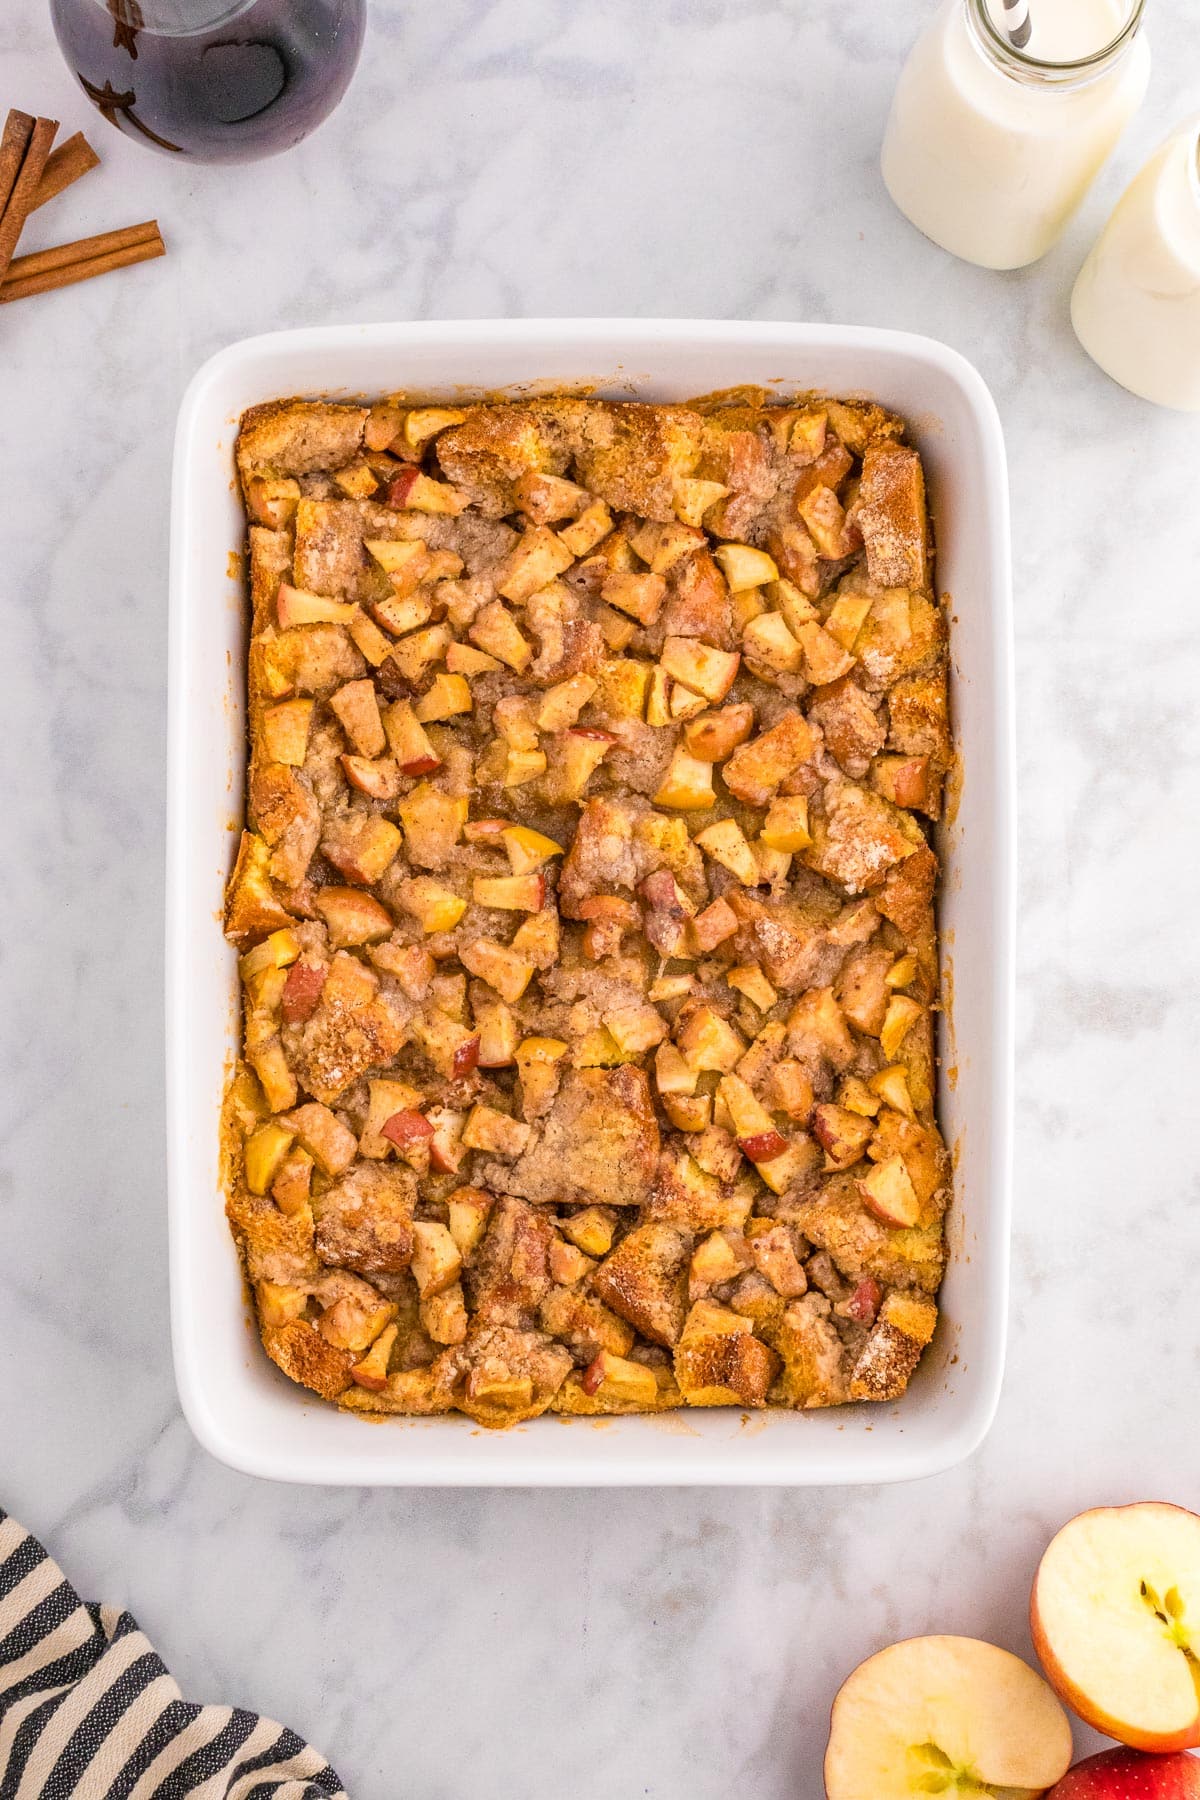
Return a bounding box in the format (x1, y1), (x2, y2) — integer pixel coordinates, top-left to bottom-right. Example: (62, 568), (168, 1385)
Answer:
(167, 318), (1013, 1486)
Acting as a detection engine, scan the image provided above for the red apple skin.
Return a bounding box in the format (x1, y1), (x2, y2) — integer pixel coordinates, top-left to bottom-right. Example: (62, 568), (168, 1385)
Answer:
(739, 1129), (789, 1164)
(386, 467), (420, 507)
(381, 1110), (434, 1152)
(1047, 1750), (1200, 1799)
(1032, 1503), (1200, 1754)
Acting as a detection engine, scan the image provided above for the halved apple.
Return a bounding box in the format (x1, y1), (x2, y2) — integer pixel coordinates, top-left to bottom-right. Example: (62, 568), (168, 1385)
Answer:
(1032, 1504), (1200, 1753)
(1047, 1748), (1200, 1798)
(824, 1636), (1073, 1800)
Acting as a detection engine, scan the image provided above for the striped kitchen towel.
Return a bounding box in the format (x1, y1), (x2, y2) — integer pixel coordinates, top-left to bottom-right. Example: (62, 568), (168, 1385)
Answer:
(0, 1509), (348, 1799)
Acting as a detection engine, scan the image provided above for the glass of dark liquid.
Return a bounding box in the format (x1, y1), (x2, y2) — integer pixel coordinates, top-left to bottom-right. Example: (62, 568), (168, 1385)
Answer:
(48, 0), (366, 162)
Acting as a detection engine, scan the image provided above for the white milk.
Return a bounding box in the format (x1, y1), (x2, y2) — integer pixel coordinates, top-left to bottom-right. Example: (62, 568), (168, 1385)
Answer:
(1072, 122), (1200, 408)
(881, 0), (1150, 270)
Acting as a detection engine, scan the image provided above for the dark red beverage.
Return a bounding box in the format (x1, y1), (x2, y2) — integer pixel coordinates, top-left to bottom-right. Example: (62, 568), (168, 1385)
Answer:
(49, 0), (366, 163)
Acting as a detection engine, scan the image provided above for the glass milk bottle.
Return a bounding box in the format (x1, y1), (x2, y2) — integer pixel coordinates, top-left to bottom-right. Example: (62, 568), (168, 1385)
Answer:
(1071, 121), (1200, 407)
(881, 0), (1150, 270)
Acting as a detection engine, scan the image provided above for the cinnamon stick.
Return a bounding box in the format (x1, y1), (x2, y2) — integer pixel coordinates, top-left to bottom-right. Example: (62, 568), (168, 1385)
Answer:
(2, 218), (161, 283)
(0, 225), (165, 304)
(0, 116), (58, 283)
(0, 110), (35, 221)
(31, 132), (100, 213)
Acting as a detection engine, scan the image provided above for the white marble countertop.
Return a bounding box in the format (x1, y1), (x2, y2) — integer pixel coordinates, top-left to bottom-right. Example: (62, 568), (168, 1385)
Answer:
(3, 2), (1199, 1794)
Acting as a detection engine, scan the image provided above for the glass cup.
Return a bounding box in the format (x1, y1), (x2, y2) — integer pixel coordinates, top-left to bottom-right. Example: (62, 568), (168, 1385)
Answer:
(48, 0), (366, 163)
(881, 0), (1150, 270)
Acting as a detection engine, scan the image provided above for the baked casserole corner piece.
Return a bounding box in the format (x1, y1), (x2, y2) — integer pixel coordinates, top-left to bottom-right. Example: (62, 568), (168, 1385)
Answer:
(221, 387), (950, 1429)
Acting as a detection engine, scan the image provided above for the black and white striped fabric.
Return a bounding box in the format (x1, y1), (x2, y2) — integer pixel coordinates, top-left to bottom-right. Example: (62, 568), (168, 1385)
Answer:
(0, 1510), (348, 1800)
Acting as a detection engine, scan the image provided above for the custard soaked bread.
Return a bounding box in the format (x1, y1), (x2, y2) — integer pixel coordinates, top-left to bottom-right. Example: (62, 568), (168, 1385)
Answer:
(223, 390), (951, 1428)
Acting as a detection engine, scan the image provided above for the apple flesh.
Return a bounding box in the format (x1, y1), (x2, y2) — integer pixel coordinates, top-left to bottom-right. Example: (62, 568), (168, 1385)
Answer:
(1032, 1504), (1200, 1754)
(1048, 1749), (1200, 1800)
(825, 1635), (1073, 1800)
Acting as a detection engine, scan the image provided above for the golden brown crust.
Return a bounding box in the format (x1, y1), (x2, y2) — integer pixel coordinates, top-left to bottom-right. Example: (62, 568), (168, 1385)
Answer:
(223, 391), (950, 1427)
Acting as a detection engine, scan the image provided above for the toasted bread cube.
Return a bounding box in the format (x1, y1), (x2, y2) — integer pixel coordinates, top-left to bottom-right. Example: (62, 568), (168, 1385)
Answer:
(398, 783), (467, 869)
(285, 1102), (358, 1176)
(674, 1300), (779, 1407)
(592, 1223), (690, 1347)
(723, 711), (815, 807)
(854, 441), (928, 590)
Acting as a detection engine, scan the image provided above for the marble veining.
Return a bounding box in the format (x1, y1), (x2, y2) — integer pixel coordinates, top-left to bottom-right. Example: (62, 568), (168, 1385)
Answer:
(2, 1), (1200, 1794)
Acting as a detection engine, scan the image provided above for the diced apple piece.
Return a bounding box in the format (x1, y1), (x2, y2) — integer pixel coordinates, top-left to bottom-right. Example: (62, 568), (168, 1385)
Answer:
(403, 405), (468, 447)
(501, 825), (563, 875)
(514, 471), (590, 522)
(332, 461), (379, 500)
(461, 1103), (531, 1158)
(581, 1349), (660, 1407)
(344, 606), (394, 669)
(655, 1041), (698, 1097)
(742, 610), (804, 675)
(660, 637), (741, 704)
(364, 537), (430, 586)
(870, 1065), (916, 1118)
(605, 1002), (668, 1056)
(256, 1280), (308, 1327)
(393, 876), (466, 934)
(797, 484), (857, 558)
(460, 939), (535, 1004)
(279, 959), (326, 1026)
(768, 1058), (814, 1122)
(637, 868), (695, 957)
(673, 478), (729, 527)
(645, 666), (671, 727)
(726, 964), (778, 1012)
(414, 671), (472, 722)
(813, 1103), (874, 1170)
(758, 795), (810, 853)
(558, 500), (613, 558)
(244, 1120), (295, 1195)
(534, 674), (597, 733)
(723, 711), (815, 807)
(473, 873), (546, 912)
(357, 1077), (424, 1158)
(713, 543), (779, 592)
(329, 679), (386, 758)
(797, 619), (856, 686)
(474, 998), (519, 1068)
(839, 1075), (882, 1118)
(599, 570), (665, 626)
(497, 525), (576, 602)
(880, 994), (923, 1061)
(388, 623), (452, 685)
(683, 702), (755, 764)
(690, 1230), (744, 1288)
(322, 815), (403, 885)
(654, 747), (717, 811)
(372, 591), (434, 638)
(398, 784), (467, 868)
(381, 699), (441, 775)
(444, 1187), (493, 1255)
(428, 1103), (468, 1173)
(824, 590), (874, 652)
(445, 641), (502, 676)
(239, 928), (301, 981)
(469, 602), (532, 672)
(754, 1137), (818, 1195)
(695, 818), (759, 886)
(559, 1206), (616, 1258)
(409, 1220), (463, 1297)
(858, 1153), (920, 1226)
(261, 699), (313, 766)
(276, 584), (357, 629)
(663, 1093), (713, 1132)
(349, 1320), (400, 1392)
(690, 896), (740, 952)
(314, 886), (393, 948)
(886, 954), (919, 991)
(677, 1004), (745, 1073)
(396, 470), (469, 515)
(246, 475), (300, 528)
(340, 754), (400, 800)
(718, 1073), (777, 1143)
(285, 1102), (357, 1176)
(551, 728), (616, 802)
(380, 1108), (435, 1174)
(872, 753), (933, 810)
